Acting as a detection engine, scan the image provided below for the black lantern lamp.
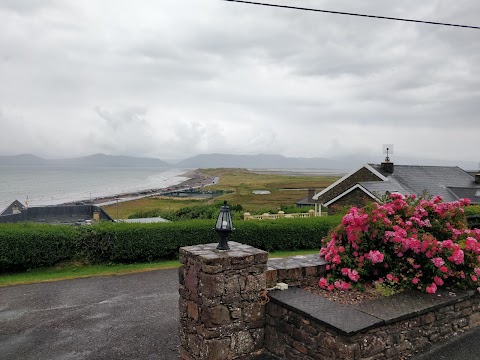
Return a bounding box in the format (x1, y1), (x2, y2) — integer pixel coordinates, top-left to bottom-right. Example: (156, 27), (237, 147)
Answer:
(215, 200), (234, 250)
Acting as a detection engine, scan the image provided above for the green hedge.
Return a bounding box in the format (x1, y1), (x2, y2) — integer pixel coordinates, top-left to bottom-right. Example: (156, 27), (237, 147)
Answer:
(465, 205), (480, 216)
(0, 216), (342, 272)
(0, 223), (80, 272)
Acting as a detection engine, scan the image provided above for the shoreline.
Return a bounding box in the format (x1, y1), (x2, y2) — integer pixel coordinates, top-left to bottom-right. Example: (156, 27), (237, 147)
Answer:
(62, 169), (218, 206)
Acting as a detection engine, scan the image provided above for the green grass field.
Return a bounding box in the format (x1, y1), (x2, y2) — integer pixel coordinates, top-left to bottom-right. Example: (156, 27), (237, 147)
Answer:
(0, 249), (319, 287)
(103, 197), (205, 219)
(103, 168), (338, 218)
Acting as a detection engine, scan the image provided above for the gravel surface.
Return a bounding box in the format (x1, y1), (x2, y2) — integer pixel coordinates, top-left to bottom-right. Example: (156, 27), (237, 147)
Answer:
(301, 283), (383, 305)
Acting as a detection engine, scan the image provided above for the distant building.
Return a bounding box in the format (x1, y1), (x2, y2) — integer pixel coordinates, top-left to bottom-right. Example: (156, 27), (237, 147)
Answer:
(0, 203), (114, 224)
(0, 200), (27, 216)
(312, 158), (480, 215)
(295, 188), (317, 208)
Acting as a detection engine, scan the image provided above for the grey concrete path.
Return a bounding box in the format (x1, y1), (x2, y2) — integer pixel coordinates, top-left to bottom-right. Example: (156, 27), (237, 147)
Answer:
(1, 268), (480, 360)
(0, 269), (179, 360)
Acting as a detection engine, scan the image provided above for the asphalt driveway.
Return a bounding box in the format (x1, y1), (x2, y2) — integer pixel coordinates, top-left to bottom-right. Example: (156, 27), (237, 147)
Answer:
(0, 269), (180, 360)
(1, 268), (480, 360)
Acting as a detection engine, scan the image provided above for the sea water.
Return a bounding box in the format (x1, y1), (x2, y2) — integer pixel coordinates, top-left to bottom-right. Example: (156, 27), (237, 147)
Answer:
(0, 166), (189, 211)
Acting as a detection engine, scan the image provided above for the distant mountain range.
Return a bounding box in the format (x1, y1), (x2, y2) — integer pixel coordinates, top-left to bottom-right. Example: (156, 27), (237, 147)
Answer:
(0, 153), (478, 171)
(0, 153), (169, 168)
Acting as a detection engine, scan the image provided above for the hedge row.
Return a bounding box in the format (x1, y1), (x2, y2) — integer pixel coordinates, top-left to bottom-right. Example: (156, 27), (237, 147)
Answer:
(0, 223), (80, 272)
(0, 216), (342, 272)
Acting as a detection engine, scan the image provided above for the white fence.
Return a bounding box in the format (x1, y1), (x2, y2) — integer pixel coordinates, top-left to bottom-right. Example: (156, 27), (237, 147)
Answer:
(243, 210), (327, 220)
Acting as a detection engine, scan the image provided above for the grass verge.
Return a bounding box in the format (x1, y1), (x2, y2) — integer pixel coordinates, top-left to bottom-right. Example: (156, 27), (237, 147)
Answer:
(0, 249), (319, 287)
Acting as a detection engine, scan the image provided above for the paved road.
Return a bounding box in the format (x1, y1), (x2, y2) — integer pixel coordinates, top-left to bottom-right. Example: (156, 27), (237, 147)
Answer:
(0, 269), (179, 360)
(2, 269), (480, 360)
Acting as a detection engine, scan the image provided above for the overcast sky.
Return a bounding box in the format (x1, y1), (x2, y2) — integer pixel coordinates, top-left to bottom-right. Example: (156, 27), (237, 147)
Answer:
(1, 0), (479, 163)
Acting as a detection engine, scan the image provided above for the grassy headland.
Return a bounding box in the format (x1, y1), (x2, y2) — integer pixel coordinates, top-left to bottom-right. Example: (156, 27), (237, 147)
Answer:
(103, 168), (339, 219)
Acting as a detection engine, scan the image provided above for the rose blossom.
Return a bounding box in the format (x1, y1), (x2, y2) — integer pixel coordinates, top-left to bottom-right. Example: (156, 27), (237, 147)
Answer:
(318, 278), (328, 288)
(432, 257), (445, 268)
(426, 283), (437, 294)
(366, 250), (384, 264)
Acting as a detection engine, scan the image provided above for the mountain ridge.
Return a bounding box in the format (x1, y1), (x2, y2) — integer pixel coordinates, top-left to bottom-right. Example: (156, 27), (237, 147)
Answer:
(0, 153), (477, 170)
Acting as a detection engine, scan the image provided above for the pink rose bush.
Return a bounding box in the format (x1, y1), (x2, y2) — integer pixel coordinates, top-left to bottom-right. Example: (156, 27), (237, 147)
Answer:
(318, 194), (480, 294)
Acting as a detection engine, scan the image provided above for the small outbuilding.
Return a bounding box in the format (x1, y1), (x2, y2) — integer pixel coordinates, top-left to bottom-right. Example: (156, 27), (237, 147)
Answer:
(0, 200), (26, 216)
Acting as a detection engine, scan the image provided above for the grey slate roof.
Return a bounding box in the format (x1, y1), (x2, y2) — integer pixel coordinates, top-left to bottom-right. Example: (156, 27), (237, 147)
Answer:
(448, 187), (480, 205)
(365, 165), (479, 202)
(0, 200), (26, 216)
(361, 178), (413, 198)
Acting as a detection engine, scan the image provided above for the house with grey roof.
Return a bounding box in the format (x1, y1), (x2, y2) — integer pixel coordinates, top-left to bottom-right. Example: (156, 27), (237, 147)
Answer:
(311, 158), (480, 214)
(0, 203), (114, 224)
(0, 200), (26, 216)
(295, 188), (318, 208)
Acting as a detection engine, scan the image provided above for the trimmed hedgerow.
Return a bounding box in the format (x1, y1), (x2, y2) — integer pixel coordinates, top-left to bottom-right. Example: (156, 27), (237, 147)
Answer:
(0, 223), (80, 272)
(78, 216), (342, 263)
(0, 216), (342, 272)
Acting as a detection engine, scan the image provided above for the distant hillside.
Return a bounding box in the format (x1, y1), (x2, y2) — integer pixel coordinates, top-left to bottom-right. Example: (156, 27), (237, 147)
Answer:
(0, 154), (49, 166)
(175, 153), (343, 169)
(0, 154), (169, 167)
(1, 153), (477, 171)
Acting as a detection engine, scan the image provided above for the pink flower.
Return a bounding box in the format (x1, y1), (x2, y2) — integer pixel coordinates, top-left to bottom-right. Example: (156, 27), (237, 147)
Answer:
(471, 275), (478, 282)
(434, 276), (444, 286)
(440, 266), (448, 273)
(475, 268), (480, 277)
(386, 273), (394, 281)
(448, 249), (464, 265)
(426, 283), (437, 294)
(365, 250), (385, 264)
(432, 257), (445, 268)
(318, 278), (329, 288)
(348, 269), (360, 282)
(466, 237), (478, 251)
(412, 278), (419, 284)
(334, 280), (351, 291)
(327, 284), (335, 292)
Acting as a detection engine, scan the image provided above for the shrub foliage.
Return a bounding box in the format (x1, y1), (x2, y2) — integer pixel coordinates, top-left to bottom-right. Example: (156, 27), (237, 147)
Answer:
(319, 194), (480, 294)
(0, 223), (80, 272)
(0, 216), (341, 272)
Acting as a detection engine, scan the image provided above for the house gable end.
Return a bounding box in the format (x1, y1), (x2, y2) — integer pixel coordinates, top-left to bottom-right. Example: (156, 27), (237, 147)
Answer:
(314, 165), (385, 204)
(325, 185), (379, 214)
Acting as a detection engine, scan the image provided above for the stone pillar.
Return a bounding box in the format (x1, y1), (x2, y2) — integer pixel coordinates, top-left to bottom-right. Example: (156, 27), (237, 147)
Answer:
(277, 211), (285, 218)
(243, 212), (251, 221)
(178, 242), (268, 360)
(308, 209), (315, 217)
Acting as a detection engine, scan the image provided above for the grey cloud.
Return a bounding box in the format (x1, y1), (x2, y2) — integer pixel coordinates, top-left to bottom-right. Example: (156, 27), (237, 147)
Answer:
(0, 0), (479, 161)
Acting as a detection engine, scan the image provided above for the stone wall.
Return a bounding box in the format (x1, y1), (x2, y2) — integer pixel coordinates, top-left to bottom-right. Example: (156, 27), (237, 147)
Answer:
(266, 255), (326, 288)
(327, 187), (376, 215)
(178, 242), (268, 360)
(265, 288), (480, 360)
(178, 243), (480, 359)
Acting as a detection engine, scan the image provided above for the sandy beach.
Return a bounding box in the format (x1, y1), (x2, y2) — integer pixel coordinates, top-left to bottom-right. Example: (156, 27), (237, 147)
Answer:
(62, 169), (218, 206)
